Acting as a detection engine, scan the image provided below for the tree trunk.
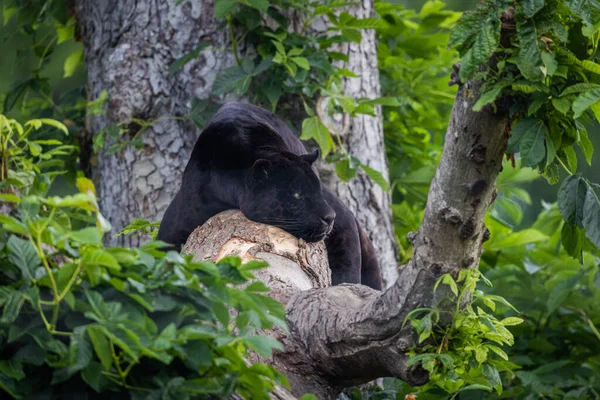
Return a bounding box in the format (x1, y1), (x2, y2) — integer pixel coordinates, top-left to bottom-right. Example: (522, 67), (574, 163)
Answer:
(183, 76), (508, 399)
(76, 0), (236, 247)
(77, 0), (397, 287)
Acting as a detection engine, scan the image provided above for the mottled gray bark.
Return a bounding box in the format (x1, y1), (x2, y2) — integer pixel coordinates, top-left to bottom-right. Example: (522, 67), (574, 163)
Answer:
(184, 78), (508, 399)
(76, 0), (236, 247)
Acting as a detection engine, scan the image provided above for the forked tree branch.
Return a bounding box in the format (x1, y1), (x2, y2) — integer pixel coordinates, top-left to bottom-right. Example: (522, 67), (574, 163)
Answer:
(284, 77), (508, 396)
(185, 78), (508, 399)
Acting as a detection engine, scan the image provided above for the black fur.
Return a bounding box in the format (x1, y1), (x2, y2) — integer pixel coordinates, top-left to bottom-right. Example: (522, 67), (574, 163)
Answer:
(157, 102), (383, 290)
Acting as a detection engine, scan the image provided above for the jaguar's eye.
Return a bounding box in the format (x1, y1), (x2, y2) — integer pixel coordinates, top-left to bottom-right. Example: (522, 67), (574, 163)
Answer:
(293, 192), (302, 199)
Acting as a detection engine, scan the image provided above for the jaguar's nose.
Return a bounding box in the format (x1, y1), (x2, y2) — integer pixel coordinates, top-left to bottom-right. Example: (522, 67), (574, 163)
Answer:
(321, 211), (335, 226)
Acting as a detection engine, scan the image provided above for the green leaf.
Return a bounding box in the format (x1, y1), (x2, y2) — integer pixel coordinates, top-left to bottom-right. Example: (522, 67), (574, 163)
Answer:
(578, 125), (594, 165)
(169, 43), (210, 76)
(341, 28), (362, 43)
(472, 21), (500, 65)
(566, 0), (600, 25)
(517, 21), (544, 82)
(56, 263), (78, 294)
(69, 326), (93, 373)
(300, 117), (335, 157)
(7, 236), (40, 281)
(0, 373), (20, 399)
(335, 159), (358, 182)
(551, 97), (571, 115)
(500, 317), (524, 326)
(473, 85), (504, 111)
(560, 83), (600, 96)
(1, 291), (24, 324)
(242, 335), (284, 358)
(245, 0), (268, 13)
(561, 223), (585, 257)
(212, 302), (230, 327)
(558, 175), (587, 228)
(360, 164), (389, 191)
(519, 0), (545, 18)
(547, 275), (579, 313)
(212, 65), (251, 95)
(541, 52), (557, 76)
(87, 325), (112, 371)
(63, 48), (83, 78)
(68, 227), (102, 245)
(290, 57), (310, 70)
(512, 118), (547, 167)
(81, 248), (121, 271)
(572, 88), (600, 118)
(448, 9), (487, 49)
(346, 18), (382, 29)
(215, 0), (238, 19)
(491, 229), (548, 248)
(582, 182), (600, 247)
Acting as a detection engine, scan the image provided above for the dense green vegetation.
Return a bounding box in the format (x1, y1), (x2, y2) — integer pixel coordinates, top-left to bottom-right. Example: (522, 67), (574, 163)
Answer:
(1, 0), (600, 399)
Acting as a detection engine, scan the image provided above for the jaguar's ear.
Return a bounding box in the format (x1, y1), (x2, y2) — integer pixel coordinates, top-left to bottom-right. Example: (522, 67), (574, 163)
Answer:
(248, 159), (273, 184)
(300, 149), (320, 165)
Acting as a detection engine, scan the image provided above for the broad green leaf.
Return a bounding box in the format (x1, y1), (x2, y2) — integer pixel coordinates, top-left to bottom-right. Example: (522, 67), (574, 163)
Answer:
(290, 57), (310, 70)
(566, 0), (600, 25)
(87, 326), (112, 371)
(300, 117), (335, 157)
(561, 223), (585, 257)
(215, 0), (238, 19)
(581, 60), (600, 74)
(63, 48), (83, 78)
(517, 21), (544, 82)
(472, 22), (500, 66)
(541, 52), (557, 76)
(68, 227), (102, 245)
(558, 175), (587, 227)
(448, 9), (487, 49)
(56, 263), (78, 294)
(547, 275), (579, 313)
(81, 248), (121, 271)
(245, 0), (268, 13)
(473, 84), (504, 111)
(242, 335), (284, 358)
(69, 326), (93, 373)
(578, 125), (594, 165)
(551, 97), (571, 115)
(360, 164), (389, 191)
(459, 47), (476, 82)
(212, 65), (251, 95)
(519, 0), (545, 17)
(582, 182), (600, 247)
(572, 88), (600, 118)
(509, 118), (547, 167)
(0, 291), (24, 324)
(7, 236), (40, 281)
(0, 373), (19, 399)
(490, 229), (548, 249)
(335, 159), (357, 182)
(560, 83), (600, 96)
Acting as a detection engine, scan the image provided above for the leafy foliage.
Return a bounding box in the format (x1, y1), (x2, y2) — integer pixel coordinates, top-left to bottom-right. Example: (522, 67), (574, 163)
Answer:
(0, 115), (287, 399)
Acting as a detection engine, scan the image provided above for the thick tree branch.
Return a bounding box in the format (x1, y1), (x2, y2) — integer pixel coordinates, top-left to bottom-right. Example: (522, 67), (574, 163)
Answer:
(184, 79), (508, 399)
(284, 79), (507, 396)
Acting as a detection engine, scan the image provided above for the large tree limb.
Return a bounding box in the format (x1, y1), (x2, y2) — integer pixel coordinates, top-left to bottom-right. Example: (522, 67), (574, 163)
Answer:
(184, 78), (508, 399)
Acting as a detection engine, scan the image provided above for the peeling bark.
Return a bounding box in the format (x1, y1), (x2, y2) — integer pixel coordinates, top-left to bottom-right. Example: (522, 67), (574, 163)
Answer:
(183, 79), (507, 399)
